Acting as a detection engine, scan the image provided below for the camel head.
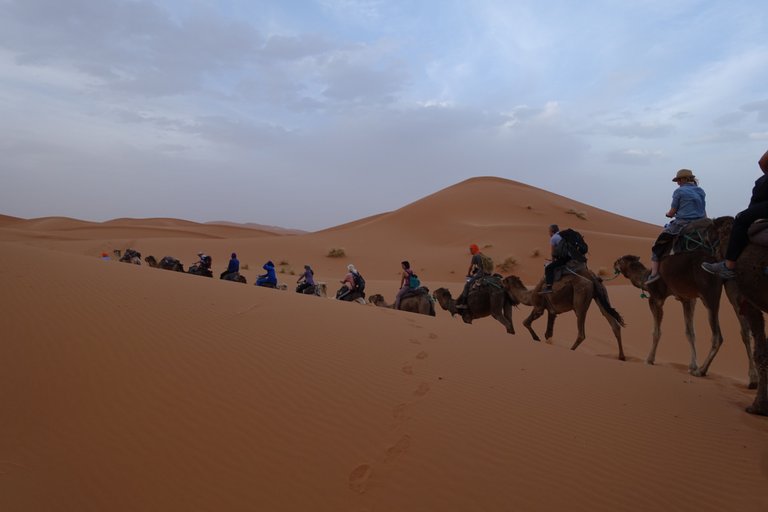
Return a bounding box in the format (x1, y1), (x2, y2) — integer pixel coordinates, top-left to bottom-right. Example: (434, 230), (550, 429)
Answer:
(432, 288), (453, 310)
(368, 294), (386, 306)
(613, 255), (642, 277)
(144, 255), (158, 267)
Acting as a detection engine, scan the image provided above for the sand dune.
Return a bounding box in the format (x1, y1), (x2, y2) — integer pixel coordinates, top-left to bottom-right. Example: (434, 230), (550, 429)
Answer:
(1, 177), (766, 511)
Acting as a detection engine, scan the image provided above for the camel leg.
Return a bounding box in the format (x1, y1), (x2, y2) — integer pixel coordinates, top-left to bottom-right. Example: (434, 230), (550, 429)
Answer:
(681, 299), (699, 374)
(693, 296), (724, 378)
(744, 307), (768, 416)
(491, 307), (515, 335)
(724, 283), (758, 389)
(523, 308), (545, 342)
(503, 300), (515, 335)
(646, 299), (665, 365)
(544, 310), (556, 340)
(569, 306), (587, 352)
(595, 302), (626, 361)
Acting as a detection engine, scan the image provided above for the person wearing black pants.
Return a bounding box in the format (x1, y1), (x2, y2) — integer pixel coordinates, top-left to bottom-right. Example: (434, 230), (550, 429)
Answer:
(702, 148), (768, 278)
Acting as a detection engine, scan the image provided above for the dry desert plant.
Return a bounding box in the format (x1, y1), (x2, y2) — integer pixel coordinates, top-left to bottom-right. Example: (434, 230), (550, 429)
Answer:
(566, 208), (588, 220)
(327, 248), (346, 258)
(497, 256), (517, 273)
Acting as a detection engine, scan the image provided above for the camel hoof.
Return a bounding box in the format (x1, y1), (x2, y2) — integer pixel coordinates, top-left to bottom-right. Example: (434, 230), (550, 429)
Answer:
(644, 360), (654, 366)
(691, 368), (705, 377)
(747, 381), (758, 390)
(618, 355), (626, 362)
(746, 402), (768, 416)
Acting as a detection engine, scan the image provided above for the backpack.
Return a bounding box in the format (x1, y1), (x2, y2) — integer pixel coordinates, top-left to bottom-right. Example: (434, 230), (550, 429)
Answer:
(478, 253), (495, 274)
(408, 272), (421, 289)
(556, 229), (589, 262)
(353, 272), (366, 292)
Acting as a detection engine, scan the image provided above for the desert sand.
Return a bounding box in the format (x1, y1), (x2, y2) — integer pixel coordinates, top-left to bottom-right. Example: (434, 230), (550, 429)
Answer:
(1, 177), (767, 511)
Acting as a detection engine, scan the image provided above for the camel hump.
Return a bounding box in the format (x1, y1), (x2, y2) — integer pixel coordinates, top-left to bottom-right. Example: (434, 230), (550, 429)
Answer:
(669, 218), (718, 256)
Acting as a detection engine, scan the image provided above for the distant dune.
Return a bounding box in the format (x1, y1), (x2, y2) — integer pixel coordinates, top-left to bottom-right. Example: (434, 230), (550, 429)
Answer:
(1, 177), (766, 511)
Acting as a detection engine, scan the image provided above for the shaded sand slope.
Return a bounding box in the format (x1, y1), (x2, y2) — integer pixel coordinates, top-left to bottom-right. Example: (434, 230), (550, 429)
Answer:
(1, 243), (766, 511)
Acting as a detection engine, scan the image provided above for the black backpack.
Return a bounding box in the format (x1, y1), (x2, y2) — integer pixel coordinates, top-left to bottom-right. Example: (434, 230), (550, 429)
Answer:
(353, 272), (366, 292)
(556, 229), (589, 262)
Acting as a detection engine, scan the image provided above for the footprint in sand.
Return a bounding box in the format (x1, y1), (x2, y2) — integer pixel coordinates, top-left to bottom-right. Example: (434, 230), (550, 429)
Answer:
(401, 363), (414, 375)
(384, 435), (412, 463)
(348, 464), (372, 494)
(392, 402), (409, 420)
(408, 338), (421, 345)
(415, 351), (428, 360)
(428, 332), (438, 339)
(413, 382), (430, 397)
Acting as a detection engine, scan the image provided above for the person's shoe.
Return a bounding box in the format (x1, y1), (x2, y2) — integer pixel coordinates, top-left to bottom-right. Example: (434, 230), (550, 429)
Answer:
(701, 261), (737, 279)
(644, 273), (661, 285)
(538, 286), (553, 295)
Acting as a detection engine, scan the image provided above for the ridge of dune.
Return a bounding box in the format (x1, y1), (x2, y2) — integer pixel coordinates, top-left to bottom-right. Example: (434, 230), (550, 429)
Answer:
(1, 243), (767, 511)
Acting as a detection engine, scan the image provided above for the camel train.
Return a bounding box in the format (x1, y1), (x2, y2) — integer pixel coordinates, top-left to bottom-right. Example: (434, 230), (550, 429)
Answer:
(111, 218), (768, 416)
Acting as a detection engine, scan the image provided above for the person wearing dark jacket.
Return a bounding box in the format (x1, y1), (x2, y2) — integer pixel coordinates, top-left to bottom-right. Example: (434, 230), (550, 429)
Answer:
(702, 149), (768, 279)
(256, 260), (277, 287)
(220, 252), (240, 279)
(296, 265), (316, 293)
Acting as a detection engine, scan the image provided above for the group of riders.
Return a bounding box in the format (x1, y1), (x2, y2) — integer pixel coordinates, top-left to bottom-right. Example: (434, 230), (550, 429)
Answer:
(120, 148), (768, 311)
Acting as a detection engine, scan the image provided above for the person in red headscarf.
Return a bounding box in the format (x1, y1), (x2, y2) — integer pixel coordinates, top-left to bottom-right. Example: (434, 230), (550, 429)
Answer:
(456, 243), (486, 309)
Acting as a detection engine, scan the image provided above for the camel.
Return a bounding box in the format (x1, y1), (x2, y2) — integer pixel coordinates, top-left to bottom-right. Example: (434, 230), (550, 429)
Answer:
(614, 216), (757, 387)
(221, 272), (247, 284)
(433, 279), (516, 334)
(711, 217), (768, 414)
(502, 272), (626, 360)
(118, 248), (141, 265)
(368, 289), (436, 316)
(145, 255), (185, 272)
(296, 282), (328, 297)
(188, 263), (213, 277)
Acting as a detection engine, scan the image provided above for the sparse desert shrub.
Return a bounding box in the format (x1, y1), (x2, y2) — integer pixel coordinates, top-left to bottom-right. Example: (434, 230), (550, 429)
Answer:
(242, 263), (249, 270)
(289, 270), (296, 275)
(279, 260), (289, 266)
(483, 243), (493, 249)
(526, 205), (532, 210)
(327, 248), (346, 258)
(531, 248), (541, 257)
(279, 268), (285, 274)
(496, 256), (517, 273)
(449, 270), (455, 274)
(566, 208), (588, 220)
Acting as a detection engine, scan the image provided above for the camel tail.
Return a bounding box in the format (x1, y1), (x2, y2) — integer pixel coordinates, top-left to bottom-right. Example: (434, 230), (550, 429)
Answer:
(591, 275), (626, 327)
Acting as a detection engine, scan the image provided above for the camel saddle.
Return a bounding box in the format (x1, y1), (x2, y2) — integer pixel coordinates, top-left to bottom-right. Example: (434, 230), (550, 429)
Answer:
(748, 219), (768, 247)
(400, 286), (430, 300)
(553, 260), (587, 282)
(470, 274), (503, 290)
(667, 218), (718, 257)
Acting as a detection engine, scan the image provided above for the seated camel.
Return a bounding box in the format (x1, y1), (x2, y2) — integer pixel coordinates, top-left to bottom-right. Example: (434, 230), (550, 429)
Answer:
(145, 255), (185, 272)
(502, 270), (626, 360)
(433, 276), (516, 334)
(711, 216), (768, 415)
(296, 282), (328, 297)
(368, 288), (435, 316)
(613, 215), (757, 388)
(118, 248), (141, 265)
(221, 272), (247, 284)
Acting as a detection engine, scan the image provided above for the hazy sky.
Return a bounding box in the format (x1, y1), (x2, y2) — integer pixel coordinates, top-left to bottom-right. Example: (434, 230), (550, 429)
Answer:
(1, 0), (767, 230)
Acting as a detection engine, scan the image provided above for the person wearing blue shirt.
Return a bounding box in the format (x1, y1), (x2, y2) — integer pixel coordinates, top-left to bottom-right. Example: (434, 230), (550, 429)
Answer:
(220, 252), (240, 279)
(646, 169), (707, 284)
(256, 260), (277, 287)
